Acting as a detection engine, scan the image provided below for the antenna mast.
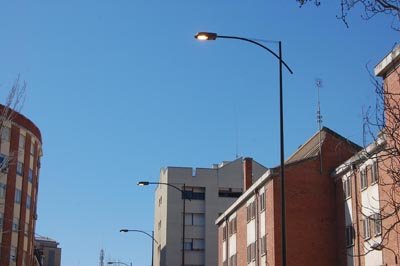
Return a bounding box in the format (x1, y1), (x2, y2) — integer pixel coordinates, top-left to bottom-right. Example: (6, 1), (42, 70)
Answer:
(99, 249), (104, 266)
(316, 79), (323, 174)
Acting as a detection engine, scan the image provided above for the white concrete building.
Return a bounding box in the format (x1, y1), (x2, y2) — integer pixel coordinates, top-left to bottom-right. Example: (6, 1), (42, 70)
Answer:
(152, 157), (267, 266)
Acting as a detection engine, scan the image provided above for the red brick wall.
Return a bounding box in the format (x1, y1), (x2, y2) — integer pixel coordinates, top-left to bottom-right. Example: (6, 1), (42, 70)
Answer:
(378, 150), (400, 265)
(236, 206), (247, 266)
(278, 131), (359, 266)
(216, 130), (360, 266)
(0, 125), (20, 266)
(16, 135), (32, 266)
(379, 55), (400, 265)
(285, 158), (338, 265)
(335, 178), (347, 266)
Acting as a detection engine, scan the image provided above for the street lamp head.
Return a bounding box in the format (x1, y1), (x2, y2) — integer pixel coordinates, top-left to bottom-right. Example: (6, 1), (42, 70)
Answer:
(137, 181), (149, 186)
(194, 32), (217, 41)
(120, 229), (129, 233)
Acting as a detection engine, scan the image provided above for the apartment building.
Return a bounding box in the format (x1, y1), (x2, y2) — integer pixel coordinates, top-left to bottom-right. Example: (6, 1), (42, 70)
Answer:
(0, 105), (43, 266)
(152, 157), (267, 266)
(216, 127), (361, 266)
(331, 45), (400, 266)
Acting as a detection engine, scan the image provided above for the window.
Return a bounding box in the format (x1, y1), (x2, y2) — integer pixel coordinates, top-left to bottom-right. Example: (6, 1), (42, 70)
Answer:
(48, 250), (55, 266)
(12, 218), (19, 232)
(218, 187), (242, 198)
(30, 142), (34, 155)
(185, 213), (205, 226)
(343, 177), (352, 199)
(28, 169), (33, 183)
(0, 154), (9, 172)
(26, 196), (31, 209)
(184, 240), (192, 250)
(260, 235), (267, 256)
(229, 254), (237, 266)
(15, 189), (22, 204)
(222, 225), (227, 241)
(247, 242), (256, 264)
(182, 187), (205, 200)
(371, 213), (382, 236)
(0, 213), (3, 229)
(158, 220), (161, 230)
(193, 239), (205, 250)
(360, 169), (367, 190)
(0, 183), (6, 198)
(246, 245), (251, 264)
(345, 225), (354, 247)
(1, 127), (10, 141)
(184, 238), (205, 250)
(19, 135), (25, 150)
(17, 162), (24, 176)
(362, 218), (371, 239)
(260, 192), (266, 211)
(24, 222), (29, 236)
(371, 161), (379, 184)
(246, 201), (256, 222)
(10, 246), (17, 263)
(228, 217), (237, 235)
(158, 196), (162, 206)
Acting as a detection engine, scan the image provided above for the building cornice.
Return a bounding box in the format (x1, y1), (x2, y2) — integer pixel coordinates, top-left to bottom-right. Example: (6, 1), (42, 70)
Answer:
(375, 44), (400, 78)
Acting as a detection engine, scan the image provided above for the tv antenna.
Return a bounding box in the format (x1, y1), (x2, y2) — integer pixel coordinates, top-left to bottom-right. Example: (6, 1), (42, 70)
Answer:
(316, 78), (323, 174)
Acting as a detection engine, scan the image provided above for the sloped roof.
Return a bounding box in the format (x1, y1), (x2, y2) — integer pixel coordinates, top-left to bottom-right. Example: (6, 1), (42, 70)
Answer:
(285, 127), (361, 164)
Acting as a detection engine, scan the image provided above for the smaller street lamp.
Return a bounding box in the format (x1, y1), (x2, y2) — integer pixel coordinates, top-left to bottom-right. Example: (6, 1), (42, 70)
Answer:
(120, 229), (157, 266)
(137, 181), (188, 266)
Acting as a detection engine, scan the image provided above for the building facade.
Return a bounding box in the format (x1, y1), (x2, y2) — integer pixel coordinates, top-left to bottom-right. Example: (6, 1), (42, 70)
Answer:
(216, 127), (361, 266)
(331, 44), (400, 266)
(153, 157), (267, 266)
(34, 237), (61, 266)
(0, 106), (43, 266)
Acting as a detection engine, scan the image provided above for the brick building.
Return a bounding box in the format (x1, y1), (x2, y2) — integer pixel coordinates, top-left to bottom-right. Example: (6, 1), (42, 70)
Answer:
(34, 236), (61, 266)
(331, 45), (400, 266)
(216, 127), (361, 266)
(0, 105), (43, 266)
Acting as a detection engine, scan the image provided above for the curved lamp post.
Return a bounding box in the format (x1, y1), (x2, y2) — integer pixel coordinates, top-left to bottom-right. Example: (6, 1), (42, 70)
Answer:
(194, 32), (293, 266)
(107, 261), (132, 266)
(120, 229), (158, 266)
(138, 181), (187, 266)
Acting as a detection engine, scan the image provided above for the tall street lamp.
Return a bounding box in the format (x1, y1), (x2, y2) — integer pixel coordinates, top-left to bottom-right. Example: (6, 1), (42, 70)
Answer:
(120, 229), (158, 266)
(194, 32), (293, 266)
(138, 181), (188, 266)
(107, 261), (132, 266)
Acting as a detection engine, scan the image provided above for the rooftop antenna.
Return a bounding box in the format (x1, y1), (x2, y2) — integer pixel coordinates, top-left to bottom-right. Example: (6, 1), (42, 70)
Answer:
(316, 78), (323, 174)
(99, 249), (104, 266)
(234, 104), (239, 159)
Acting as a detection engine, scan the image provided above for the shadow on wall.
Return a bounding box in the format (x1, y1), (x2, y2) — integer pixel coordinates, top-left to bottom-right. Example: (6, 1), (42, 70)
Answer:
(160, 246), (167, 266)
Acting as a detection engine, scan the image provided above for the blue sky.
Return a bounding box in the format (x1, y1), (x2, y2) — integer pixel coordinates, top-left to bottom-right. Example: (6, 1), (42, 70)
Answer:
(0, 1), (397, 265)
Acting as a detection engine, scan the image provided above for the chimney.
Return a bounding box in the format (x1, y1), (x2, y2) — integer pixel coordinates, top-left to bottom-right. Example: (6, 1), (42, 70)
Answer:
(243, 157), (253, 191)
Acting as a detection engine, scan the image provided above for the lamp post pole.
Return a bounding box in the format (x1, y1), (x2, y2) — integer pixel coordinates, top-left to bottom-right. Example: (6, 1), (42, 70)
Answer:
(120, 229), (158, 266)
(138, 181), (188, 266)
(194, 32), (293, 266)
